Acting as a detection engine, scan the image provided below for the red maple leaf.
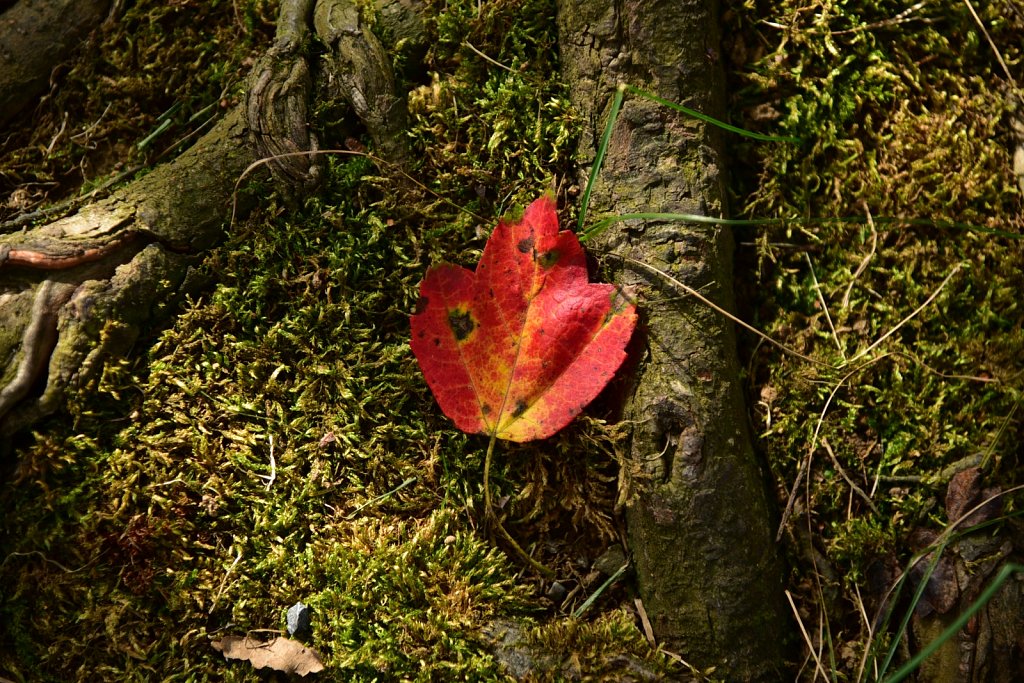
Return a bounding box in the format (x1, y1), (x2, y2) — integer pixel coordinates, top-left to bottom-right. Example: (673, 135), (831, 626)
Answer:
(410, 195), (636, 442)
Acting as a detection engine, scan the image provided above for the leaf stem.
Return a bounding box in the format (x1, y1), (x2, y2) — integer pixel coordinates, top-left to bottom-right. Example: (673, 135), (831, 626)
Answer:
(483, 434), (555, 578)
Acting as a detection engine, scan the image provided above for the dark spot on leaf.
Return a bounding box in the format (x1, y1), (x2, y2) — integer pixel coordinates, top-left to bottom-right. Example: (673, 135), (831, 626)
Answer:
(416, 296), (429, 313)
(537, 249), (560, 268)
(517, 235), (535, 254)
(482, 404), (492, 416)
(512, 400), (528, 418)
(433, 338), (441, 346)
(448, 309), (476, 341)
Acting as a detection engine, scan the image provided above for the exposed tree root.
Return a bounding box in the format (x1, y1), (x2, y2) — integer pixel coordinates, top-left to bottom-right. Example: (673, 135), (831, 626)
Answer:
(0, 0), (421, 440)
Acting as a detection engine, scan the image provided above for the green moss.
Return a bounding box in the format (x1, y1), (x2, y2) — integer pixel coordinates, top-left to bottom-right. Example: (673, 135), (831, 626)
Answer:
(406, 0), (579, 228)
(519, 610), (680, 680)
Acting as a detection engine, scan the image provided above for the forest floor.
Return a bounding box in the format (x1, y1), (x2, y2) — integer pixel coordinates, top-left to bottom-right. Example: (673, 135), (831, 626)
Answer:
(1, 0), (1022, 680)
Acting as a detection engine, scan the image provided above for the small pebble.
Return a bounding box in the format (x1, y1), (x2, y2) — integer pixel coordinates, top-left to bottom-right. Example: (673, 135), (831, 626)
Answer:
(287, 601), (312, 636)
(545, 581), (567, 603)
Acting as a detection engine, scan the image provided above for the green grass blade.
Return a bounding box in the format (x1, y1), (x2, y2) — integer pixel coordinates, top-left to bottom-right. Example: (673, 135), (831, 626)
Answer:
(624, 84), (801, 144)
(883, 563), (1024, 683)
(574, 85), (1020, 245)
(578, 212), (1020, 244)
(578, 84), (625, 232)
(876, 547), (945, 679)
(572, 562), (629, 618)
(579, 212), (781, 242)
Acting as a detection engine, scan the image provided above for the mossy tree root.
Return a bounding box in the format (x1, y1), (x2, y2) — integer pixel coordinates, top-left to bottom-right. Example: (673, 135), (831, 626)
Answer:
(0, 0), (421, 442)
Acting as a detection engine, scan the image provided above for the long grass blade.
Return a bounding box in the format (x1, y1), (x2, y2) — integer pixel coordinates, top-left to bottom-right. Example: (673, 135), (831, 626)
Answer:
(577, 84), (625, 231)
(579, 212), (1020, 245)
(876, 546), (945, 678)
(883, 563), (1024, 683)
(624, 84), (801, 143)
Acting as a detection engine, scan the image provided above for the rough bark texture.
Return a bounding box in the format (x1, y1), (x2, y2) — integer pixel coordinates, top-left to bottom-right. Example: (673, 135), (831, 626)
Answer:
(557, 0), (789, 678)
(0, 0), (417, 444)
(315, 0), (411, 163)
(0, 0), (111, 127)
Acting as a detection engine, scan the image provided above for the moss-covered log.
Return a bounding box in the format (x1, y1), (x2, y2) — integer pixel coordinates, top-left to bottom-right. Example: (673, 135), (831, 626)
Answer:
(557, 0), (790, 677)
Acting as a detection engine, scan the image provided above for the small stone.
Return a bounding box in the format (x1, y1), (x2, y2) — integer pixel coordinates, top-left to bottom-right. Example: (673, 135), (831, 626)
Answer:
(286, 601), (312, 636)
(545, 581), (567, 603)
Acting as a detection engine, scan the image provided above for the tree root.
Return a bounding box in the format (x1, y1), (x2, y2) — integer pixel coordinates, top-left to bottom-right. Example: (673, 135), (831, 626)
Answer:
(0, 0), (423, 441)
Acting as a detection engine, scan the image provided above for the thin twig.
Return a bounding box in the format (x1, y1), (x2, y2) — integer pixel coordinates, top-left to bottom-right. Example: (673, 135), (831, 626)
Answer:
(831, 0), (931, 35)
(805, 252), (845, 359)
(787, 590), (830, 681)
(634, 597), (656, 644)
(257, 434), (276, 490)
(890, 350), (999, 384)
(841, 210), (877, 309)
(0, 550), (93, 574)
(822, 437), (880, 516)
(464, 41), (517, 73)
(230, 149), (484, 230)
(610, 253), (829, 368)
(210, 548), (243, 613)
(962, 0), (1015, 85)
(806, 511), (839, 681)
(852, 581), (876, 683)
(777, 355), (887, 540)
(46, 112), (69, 155)
(149, 477), (185, 488)
(69, 102), (113, 144)
(846, 263), (962, 365)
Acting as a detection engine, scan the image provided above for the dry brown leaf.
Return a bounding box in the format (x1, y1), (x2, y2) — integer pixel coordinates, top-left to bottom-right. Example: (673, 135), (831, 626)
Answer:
(212, 635), (325, 676)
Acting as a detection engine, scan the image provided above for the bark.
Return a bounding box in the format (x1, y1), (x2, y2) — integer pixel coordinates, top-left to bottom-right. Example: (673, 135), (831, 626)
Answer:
(0, 0), (111, 128)
(557, 0), (790, 678)
(0, 0), (418, 443)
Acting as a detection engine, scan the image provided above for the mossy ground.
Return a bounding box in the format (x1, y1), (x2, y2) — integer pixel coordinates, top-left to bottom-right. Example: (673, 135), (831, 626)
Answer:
(0, 0), (671, 680)
(727, 0), (1024, 676)
(5, 0), (1020, 679)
